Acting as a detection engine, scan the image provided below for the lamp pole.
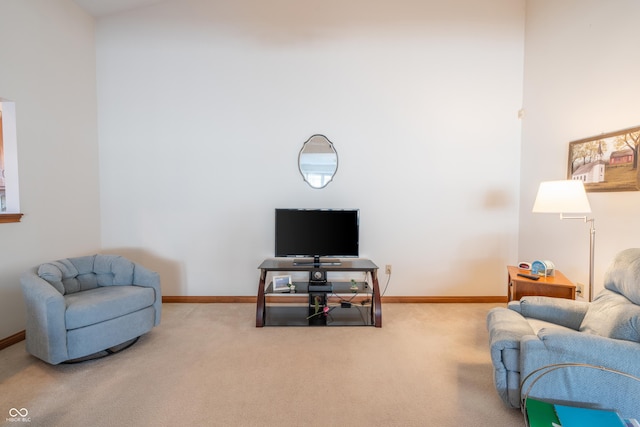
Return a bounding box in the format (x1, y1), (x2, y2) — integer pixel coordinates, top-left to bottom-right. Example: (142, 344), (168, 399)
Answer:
(588, 218), (595, 302)
(561, 214), (595, 301)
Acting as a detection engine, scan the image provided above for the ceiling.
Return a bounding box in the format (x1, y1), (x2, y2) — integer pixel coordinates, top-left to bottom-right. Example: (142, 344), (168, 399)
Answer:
(73, 0), (165, 17)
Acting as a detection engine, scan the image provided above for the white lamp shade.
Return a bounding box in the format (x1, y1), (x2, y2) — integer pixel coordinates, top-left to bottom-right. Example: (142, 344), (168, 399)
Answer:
(532, 180), (592, 213)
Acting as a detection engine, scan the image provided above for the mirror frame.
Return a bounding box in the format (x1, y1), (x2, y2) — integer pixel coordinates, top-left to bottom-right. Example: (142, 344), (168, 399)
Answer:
(298, 134), (338, 189)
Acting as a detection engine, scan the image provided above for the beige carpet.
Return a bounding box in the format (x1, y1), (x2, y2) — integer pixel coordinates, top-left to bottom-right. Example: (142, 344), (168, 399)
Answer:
(0, 303), (523, 426)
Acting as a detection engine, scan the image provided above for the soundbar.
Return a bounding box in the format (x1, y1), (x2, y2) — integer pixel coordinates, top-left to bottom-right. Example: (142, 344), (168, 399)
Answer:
(293, 261), (342, 266)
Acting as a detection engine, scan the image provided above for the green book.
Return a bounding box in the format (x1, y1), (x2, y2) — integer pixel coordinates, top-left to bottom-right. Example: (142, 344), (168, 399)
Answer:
(526, 398), (561, 427)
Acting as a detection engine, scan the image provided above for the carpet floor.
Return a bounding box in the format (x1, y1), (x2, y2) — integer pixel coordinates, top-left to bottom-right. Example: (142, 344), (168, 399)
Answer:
(0, 303), (523, 426)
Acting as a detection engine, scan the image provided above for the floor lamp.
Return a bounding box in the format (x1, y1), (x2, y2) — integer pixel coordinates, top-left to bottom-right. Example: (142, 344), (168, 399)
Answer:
(532, 180), (595, 301)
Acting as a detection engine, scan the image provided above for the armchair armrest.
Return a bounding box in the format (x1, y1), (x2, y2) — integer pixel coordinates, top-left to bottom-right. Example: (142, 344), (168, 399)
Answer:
(487, 307), (536, 408)
(488, 307), (535, 353)
(524, 329), (640, 371)
(509, 296), (589, 330)
(20, 268), (68, 364)
(133, 263), (162, 325)
(521, 330), (640, 419)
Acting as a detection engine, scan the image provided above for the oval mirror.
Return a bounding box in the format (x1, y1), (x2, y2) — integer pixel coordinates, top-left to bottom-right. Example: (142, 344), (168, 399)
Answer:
(298, 134), (338, 189)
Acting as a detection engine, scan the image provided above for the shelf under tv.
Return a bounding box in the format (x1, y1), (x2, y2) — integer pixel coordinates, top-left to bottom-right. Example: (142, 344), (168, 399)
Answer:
(256, 258), (381, 327)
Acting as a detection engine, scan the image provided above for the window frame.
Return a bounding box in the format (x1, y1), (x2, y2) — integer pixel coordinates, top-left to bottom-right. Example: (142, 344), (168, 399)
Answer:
(0, 99), (23, 223)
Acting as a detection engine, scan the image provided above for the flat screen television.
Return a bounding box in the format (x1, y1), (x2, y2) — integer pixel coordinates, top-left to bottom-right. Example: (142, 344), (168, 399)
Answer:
(275, 209), (359, 262)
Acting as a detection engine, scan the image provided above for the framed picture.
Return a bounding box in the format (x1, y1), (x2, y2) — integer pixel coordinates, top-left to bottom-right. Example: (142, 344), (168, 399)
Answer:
(272, 275), (292, 292)
(567, 125), (640, 192)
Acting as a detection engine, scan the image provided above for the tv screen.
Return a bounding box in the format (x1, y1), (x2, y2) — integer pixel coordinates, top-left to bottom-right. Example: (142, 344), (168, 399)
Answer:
(275, 209), (359, 258)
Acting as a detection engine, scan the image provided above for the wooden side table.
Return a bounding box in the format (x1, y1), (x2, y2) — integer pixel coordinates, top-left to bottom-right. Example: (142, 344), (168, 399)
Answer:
(507, 265), (576, 302)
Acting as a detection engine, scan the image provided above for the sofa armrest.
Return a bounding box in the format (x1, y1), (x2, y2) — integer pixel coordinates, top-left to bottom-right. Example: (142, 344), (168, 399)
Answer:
(521, 330), (640, 419)
(488, 307), (536, 353)
(509, 296), (589, 330)
(487, 307), (536, 408)
(20, 268), (68, 364)
(133, 263), (162, 325)
(525, 329), (640, 370)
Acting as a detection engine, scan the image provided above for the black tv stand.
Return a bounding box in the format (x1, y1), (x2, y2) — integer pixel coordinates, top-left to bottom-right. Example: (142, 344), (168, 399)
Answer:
(256, 258), (381, 327)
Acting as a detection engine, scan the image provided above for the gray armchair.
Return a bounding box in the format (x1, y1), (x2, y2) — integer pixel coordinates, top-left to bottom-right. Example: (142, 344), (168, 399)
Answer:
(487, 248), (640, 420)
(21, 254), (161, 365)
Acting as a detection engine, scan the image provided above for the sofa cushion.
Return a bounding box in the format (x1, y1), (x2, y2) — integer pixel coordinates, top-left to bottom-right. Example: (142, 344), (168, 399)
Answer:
(579, 289), (640, 343)
(93, 255), (134, 286)
(37, 261), (72, 295)
(38, 255), (137, 295)
(603, 248), (640, 305)
(64, 285), (155, 330)
(515, 296), (588, 330)
(38, 256), (98, 294)
(67, 255), (96, 275)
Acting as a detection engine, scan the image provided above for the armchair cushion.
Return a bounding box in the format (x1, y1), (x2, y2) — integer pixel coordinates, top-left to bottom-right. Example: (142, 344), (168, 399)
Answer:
(37, 255), (135, 295)
(93, 255), (135, 286)
(65, 285), (156, 330)
(37, 259), (76, 295)
(579, 289), (640, 343)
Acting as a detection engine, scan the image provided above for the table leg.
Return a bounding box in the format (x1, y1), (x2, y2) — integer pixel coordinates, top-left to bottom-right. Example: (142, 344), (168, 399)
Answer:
(256, 269), (266, 327)
(371, 270), (382, 328)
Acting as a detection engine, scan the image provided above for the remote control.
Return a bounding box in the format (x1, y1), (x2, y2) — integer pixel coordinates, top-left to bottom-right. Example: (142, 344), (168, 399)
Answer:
(517, 273), (540, 281)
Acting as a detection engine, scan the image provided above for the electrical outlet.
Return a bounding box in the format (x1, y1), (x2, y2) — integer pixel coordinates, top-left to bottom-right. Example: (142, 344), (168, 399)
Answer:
(576, 282), (584, 297)
(385, 264), (392, 275)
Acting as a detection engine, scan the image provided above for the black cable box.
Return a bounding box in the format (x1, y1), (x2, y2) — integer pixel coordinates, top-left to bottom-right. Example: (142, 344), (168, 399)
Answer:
(309, 283), (332, 292)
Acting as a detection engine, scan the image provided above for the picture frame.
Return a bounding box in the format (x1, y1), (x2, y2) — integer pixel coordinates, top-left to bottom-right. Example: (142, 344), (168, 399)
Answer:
(567, 125), (640, 192)
(272, 275), (292, 292)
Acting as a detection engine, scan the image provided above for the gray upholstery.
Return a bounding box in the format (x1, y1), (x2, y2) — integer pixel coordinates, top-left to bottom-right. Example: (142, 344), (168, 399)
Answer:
(21, 254), (161, 365)
(579, 289), (640, 342)
(487, 248), (640, 420)
(604, 247), (640, 304)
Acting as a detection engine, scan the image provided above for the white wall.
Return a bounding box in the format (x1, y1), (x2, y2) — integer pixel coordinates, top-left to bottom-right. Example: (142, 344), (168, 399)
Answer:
(519, 0), (640, 300)
(96, 0), (525, 297)
(3, 0), (636, 339)
(0, 0), (100, 337)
